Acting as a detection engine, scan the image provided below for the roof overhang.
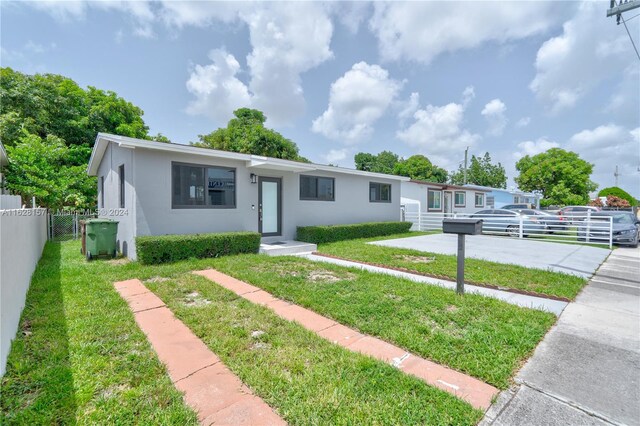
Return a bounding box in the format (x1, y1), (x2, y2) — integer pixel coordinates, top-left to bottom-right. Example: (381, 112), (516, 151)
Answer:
(87, 133), (409, 182)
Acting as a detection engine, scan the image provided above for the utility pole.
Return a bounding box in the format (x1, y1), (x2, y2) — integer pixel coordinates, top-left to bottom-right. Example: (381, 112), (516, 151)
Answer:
(463, 146), (469, 185)
(607, 0), (640, 61)
(614, 165), (620, 186)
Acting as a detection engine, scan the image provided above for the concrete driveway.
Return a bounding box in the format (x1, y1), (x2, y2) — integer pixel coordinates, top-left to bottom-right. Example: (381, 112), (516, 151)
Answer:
(371, 234), (611, 277)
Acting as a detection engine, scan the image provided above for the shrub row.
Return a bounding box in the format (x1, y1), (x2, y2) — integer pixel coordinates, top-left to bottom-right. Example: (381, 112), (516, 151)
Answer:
(296, 221), (412, 244)
(136, 231), (261, 264)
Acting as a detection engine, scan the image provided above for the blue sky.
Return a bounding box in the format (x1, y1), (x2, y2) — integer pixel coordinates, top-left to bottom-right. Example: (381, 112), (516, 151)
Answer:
(1, 1), (639, 196)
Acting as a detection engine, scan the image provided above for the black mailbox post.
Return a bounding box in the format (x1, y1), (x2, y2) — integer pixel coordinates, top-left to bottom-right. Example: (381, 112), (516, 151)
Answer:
(442, 219), (483, 294)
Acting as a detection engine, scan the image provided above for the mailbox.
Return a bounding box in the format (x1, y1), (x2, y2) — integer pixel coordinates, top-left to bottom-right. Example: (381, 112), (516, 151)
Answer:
(443, 219), (483, 235)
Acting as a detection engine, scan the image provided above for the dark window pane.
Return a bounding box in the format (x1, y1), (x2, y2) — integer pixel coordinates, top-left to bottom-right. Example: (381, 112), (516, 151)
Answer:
(207, 167), (235, 207)
(172, 164), (205, 207)
(301, 175), (334, 201)
(370, 182), (391, 203)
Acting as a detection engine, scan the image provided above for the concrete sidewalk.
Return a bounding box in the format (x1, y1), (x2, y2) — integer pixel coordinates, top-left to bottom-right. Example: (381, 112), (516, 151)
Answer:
(483, 247), (640, 426)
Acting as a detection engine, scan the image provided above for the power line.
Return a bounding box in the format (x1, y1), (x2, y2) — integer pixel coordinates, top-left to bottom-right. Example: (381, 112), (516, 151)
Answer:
(621, 13), (640, 61)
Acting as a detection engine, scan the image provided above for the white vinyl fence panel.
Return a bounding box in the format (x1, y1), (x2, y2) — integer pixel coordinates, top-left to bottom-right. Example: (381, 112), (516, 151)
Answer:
(0, 208), (47, 376)
(0, 195), (22, 210)
(403, 210), (613, 248)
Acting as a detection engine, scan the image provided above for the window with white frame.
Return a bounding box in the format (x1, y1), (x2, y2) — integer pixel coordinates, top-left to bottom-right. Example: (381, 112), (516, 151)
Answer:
(475, 192), (485, 207)
(427, 189), (442, 210)
(454, 191), (466, 207)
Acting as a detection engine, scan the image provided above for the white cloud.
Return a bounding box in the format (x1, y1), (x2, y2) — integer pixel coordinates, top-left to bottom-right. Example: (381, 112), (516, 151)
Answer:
(369, 2), (562, 64)
(567, 124), (639, 194)
(28, 0), (156, 38)
(185, 49), (252, 123)
(312, 62), (402, 144)
(531, 2), (638, 114)
(516, 117), (531, 128)
(481, 99), (507, 136)
(396, 87), (480, 168)
(397, 92), (420, 125)
(513, 138), (559, 160)
(163, 2), (334, 126)
(243, 3), (334, 125)
(323, 148), (349, 164)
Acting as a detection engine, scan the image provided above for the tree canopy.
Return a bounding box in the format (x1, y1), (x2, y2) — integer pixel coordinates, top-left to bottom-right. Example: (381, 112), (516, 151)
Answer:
(193, 108), (307, 162)
(354, 151), (447, 183)
(515, 148), (597, 207)
(0, 67), (151, 209)
(597, 186), (637, 206)
(450, 152), (507, 188)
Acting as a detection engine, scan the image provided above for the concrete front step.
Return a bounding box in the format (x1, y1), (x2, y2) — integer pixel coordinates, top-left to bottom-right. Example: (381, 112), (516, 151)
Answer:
(259, 240), (317, 256)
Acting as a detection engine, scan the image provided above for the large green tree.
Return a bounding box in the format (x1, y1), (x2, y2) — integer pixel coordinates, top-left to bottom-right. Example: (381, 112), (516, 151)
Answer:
(5, 133), (96, 209)
(515, 148), (597, 207)
(0, 67), (151, 208)
(597, 186), (637, 206)
(194, 108), (307, 161)
(393, 155), (448, 183)
(355, 151), (447, 182)
(450, 152), (507, 188)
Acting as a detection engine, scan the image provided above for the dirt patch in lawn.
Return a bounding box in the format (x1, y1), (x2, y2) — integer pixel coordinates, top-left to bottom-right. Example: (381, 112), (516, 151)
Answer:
(144, 276), (171, 284)
(107, 258), (130, 266)
(393, 254), (436, 263)
(182, 291), (211, 307)
(308, 269), (356, 283)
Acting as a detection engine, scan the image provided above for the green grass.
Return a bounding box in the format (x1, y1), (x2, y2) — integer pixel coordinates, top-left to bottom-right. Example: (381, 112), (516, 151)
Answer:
(148, 274), (482, 424)
(316, 232), (589, 300)
(210, 255), (557, 389)
(0, 243), (198, 425)
(1, 241), (482, 425)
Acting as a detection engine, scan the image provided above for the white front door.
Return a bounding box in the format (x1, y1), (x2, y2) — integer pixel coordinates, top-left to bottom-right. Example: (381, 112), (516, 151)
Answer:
(444, 191), (452, 214)
(258, 177), (281, 236)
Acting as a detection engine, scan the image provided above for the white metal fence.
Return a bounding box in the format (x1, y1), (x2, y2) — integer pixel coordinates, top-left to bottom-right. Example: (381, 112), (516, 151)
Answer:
(402, 209), (614, 248)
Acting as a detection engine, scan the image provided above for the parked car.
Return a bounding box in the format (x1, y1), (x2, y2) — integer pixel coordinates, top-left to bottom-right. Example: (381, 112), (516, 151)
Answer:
(577, 211), (640, 247)
(557, 206), (600, 224)
(512, 209), (568, 233)
(502, 203), (533, 210)
(470, 209), (546, 237)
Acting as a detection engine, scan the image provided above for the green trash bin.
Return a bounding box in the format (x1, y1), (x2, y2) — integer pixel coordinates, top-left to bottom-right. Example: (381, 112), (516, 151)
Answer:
(85, 219), (119, 260)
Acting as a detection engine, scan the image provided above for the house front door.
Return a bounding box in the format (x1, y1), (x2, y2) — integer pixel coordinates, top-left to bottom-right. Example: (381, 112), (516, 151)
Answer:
(258, 177), (282, 236)
(443, 191), (453, 214)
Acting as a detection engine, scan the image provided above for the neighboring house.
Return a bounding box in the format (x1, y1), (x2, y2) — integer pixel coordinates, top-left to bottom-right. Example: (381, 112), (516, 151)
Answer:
(0, 141), (21, 209)
(401, 180), (490, 214)
(463, 184), (541, 209)
(87, 133), (408, 259)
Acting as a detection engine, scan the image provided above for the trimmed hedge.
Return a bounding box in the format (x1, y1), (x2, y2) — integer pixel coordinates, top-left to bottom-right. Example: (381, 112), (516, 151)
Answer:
(297, 221), (412, 244)
(136, 231), (261, 264)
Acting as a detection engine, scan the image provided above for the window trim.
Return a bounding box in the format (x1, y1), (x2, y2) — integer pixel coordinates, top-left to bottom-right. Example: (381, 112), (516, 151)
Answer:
(427, 189), (443, 211)
(369, 182), (392, 203)
(454, 191), (466, 207)
(118, 165), (125, 208)
(99, 176), (105, 208)
(299, 174), (335, 202)
(171, 161), (237, 209)
(474, 192), (485, 208)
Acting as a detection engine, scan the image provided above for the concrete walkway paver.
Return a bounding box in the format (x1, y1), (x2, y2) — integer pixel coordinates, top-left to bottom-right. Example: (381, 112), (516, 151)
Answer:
(372, 234), (610, 278)
(303, 253), (568, 315)
(193, 269), (499, 410)
(113, 279), (285, 426)
(483, 247), (640, 426)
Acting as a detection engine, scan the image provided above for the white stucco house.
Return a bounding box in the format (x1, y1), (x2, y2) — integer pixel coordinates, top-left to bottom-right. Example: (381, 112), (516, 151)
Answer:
(401, 180), (490, 215)
(87, 133), (408, 259)
(462, 184), (541, 209)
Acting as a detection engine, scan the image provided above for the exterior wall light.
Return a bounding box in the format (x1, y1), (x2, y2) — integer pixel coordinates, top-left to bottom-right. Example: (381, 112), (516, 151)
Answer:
(250, 173), (257, 184)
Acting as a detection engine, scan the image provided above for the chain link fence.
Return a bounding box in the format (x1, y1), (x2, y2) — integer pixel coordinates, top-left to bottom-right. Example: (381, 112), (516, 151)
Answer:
(48, 213), (96, 241)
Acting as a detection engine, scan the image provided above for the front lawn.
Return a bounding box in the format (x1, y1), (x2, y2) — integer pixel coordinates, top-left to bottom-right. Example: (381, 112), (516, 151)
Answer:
(316, 232), (588, 300)
(1, 241), (481, 425)
(148, 273), (481, 424)
(211, 255), (557, 389)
